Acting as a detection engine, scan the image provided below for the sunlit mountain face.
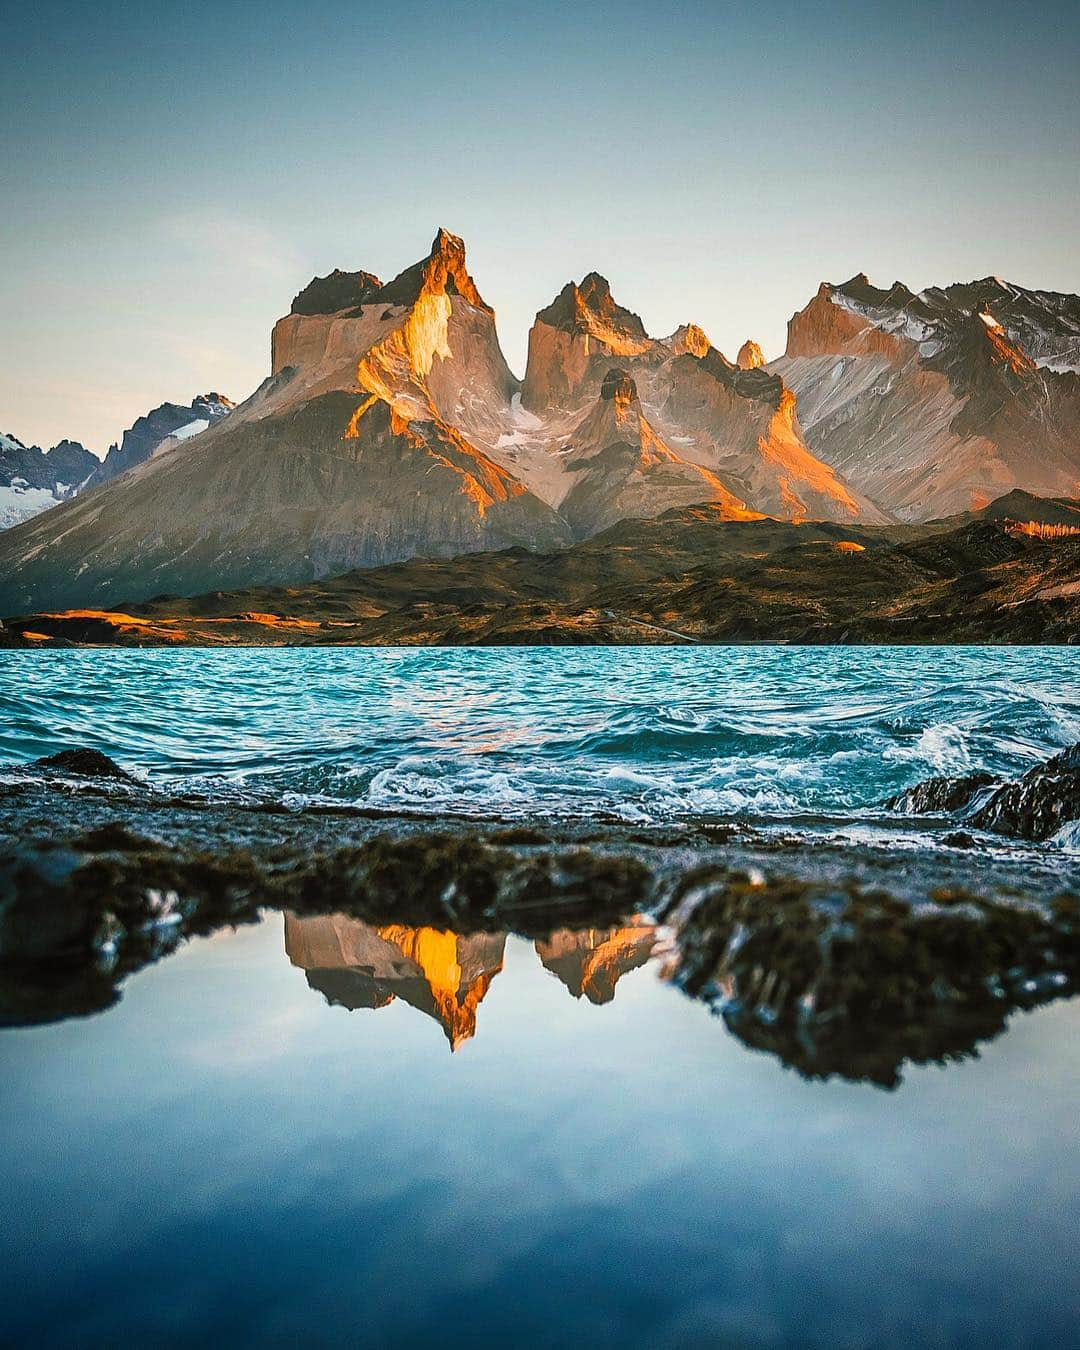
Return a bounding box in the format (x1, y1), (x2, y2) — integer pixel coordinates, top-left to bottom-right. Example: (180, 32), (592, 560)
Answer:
(534, 920), (659, 1005)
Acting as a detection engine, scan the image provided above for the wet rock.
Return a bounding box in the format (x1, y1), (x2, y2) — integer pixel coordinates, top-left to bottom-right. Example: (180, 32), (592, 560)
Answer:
(302, 832), (507, 927)
(970, 743), (1080, 841)
(34, 748), (138, 783)
(0, 844), (107, 961)
(886, 771), (996, 814)
(891, 743), (1080, 842)
(661, 866), (1079, 1087)
(71, 823), (162, 852)
(500, 849), (654, 928)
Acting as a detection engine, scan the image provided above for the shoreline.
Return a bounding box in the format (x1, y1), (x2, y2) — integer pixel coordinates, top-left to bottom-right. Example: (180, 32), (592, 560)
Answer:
(2, 762), (1077, 1085)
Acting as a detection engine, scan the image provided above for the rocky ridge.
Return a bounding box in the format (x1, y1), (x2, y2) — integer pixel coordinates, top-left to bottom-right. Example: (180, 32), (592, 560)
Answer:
(772, 274), (1080, 519)
(0, 231), (879, 614)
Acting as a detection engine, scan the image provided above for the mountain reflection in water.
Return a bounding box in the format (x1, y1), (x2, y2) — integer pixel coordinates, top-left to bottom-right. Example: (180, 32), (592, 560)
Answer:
(285, 914), (658, 1049)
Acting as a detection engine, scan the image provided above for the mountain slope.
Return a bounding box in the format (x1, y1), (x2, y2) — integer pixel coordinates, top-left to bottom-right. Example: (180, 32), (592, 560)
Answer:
(772, 275), (1080, 519)
(0, 231), (570, 614)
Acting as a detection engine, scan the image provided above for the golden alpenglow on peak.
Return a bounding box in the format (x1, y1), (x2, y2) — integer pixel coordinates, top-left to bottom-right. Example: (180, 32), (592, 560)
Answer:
(283, 915), (506, 1051)
(2, 227), (1079, 618)
(282, 916), (663, 1044)
(535, 922), (659, 1005)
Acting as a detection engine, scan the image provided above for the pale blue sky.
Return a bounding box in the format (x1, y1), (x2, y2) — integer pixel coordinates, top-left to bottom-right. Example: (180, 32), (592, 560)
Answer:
(2, 0), (1077, 452)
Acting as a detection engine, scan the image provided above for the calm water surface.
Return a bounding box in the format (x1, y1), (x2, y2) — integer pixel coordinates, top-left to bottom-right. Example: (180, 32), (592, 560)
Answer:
(1, 916), (1078, 1348)
(1, 647), (1078, 1346)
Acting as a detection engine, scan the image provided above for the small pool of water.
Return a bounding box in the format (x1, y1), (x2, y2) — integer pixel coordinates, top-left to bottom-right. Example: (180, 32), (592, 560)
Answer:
(2, 913), (1078, 1348)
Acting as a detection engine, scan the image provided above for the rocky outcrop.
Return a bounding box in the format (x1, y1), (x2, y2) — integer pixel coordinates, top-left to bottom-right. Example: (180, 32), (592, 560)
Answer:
(773, 274), (1080, 520)
(969, 745), (1080, 841)
(736, 340), (765, 370)
(289, 269), (383, 316)
(33, 748), (138, 782)
(661, 865), (1078, 1087)
(886, 771), (997, 814)
(891, 742), (1080, 842)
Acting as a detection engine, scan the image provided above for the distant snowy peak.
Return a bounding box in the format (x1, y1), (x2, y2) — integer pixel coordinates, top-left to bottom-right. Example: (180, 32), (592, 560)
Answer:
(0, 433), (97, 529)
(797, 273), (1080, 375)
(86, 392), (234, 487)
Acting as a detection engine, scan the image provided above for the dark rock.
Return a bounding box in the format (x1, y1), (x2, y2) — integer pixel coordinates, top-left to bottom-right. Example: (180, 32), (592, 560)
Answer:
(970, 743), (1080, 841)
(290, 269), (382, 316)
(34, 749), (138, 782)
(600, 368), (638, 402)
(886, 771), (997, 814)
(661, 866), (1080, 1087)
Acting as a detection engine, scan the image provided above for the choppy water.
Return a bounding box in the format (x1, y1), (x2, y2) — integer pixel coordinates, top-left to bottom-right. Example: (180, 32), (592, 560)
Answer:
(1, 646), (1077, 829)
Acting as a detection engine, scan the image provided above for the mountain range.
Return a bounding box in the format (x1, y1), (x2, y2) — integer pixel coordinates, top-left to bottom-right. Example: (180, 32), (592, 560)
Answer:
(0, 229), (1077, 618)
(1, 394), (234, 532)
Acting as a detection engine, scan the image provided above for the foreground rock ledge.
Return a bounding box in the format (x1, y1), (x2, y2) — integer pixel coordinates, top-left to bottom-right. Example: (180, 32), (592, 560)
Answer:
(1, 755), (1077, 1086)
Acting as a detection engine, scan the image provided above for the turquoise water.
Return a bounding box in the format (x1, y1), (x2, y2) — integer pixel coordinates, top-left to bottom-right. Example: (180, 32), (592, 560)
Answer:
(1, 646), (1077, 825)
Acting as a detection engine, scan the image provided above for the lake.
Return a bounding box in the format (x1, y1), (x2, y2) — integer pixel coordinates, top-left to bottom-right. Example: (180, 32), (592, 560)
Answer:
(1, 646), (1078, 1347)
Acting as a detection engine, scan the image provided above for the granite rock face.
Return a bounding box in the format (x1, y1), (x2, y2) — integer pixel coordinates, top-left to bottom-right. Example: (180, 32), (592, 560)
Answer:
(772, 275), (1080, 520)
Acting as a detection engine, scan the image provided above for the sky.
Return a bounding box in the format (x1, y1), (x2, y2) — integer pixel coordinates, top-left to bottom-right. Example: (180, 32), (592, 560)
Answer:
(2, 0), (1078, 454)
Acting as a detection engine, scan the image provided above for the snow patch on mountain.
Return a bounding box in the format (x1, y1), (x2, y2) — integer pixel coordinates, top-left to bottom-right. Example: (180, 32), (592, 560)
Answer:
(0, 482), (65, 530)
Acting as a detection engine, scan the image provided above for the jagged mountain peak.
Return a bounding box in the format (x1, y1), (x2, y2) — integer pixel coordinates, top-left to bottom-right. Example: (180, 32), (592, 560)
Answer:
(290, 269), (384, 316)
(666, 324), (711, 357)
(374, 227), (492, 315)
(737, 340), (765, 370)
(535, 272), (647, 342)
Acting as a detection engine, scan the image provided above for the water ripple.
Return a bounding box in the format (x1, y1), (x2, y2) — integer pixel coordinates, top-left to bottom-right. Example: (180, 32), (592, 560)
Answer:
(0, 647), (1076, 824)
